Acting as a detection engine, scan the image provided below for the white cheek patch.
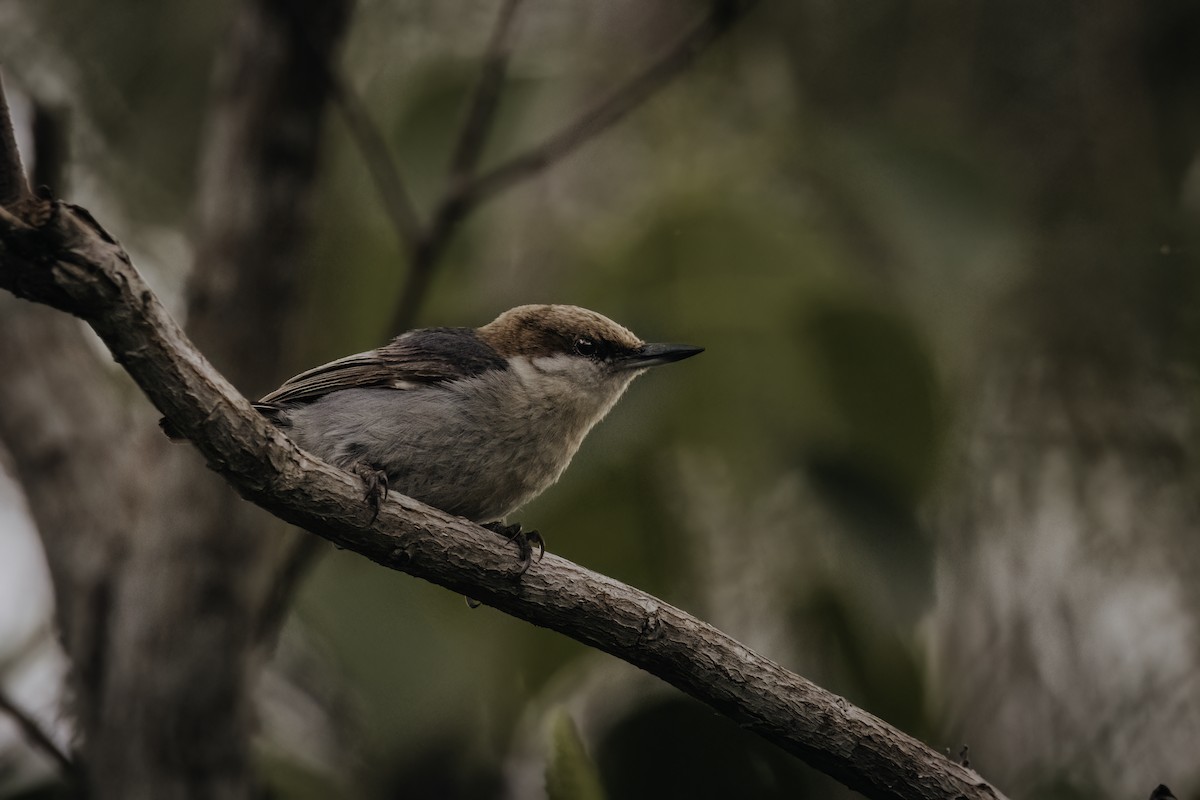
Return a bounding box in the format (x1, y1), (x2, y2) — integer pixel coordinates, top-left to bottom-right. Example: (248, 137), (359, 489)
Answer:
(391, 379), (418, 390)
(530, 354), (579, 374)
(508, 354), (638, 422)
(510, 356), (543, 385)
(512, 355), (601, 395)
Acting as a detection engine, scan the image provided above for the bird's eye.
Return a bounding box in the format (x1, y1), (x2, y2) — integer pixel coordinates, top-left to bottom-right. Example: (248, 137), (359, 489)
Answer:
(574, 337), (598, 357)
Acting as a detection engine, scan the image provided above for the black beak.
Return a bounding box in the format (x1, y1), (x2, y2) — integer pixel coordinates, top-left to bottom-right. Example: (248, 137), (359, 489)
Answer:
(617, 342), (704, 371)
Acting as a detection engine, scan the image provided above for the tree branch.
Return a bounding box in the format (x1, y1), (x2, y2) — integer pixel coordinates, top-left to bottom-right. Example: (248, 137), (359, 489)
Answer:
(0, 84), (144, 766)
(0, 293), (143, 750)
(447, 0), (524, 184)
(454, 0), (759, 218)
(0, 197), (1008, 800)
(0, 687), (75, 778)
(30, 99), (69, 196)
(190, 0), (353, 395)
(385, 0), (526, 332)
(386, 0), (759, 332)
(2, 3), (353, 797)
(0, 76), (31, 207)
(326, 68), (424, 249)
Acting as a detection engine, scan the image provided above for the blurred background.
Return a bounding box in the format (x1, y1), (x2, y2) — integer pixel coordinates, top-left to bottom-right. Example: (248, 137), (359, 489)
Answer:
(2, 1), (1200, 798)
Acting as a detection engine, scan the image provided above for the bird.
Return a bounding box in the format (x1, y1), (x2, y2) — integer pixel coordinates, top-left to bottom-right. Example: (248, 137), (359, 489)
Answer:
(248, 304), (703, 572)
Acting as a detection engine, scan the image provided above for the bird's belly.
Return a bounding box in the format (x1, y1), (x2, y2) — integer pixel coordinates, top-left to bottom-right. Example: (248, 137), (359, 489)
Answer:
(383, 432), (569, 523)
(288, 387), (585, 523)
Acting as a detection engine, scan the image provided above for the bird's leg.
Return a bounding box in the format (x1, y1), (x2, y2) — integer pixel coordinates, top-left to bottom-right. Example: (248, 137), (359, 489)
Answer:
(463, 523), (544, 606)
(350, 463), (389, 523)
(483, 521), (545, 576)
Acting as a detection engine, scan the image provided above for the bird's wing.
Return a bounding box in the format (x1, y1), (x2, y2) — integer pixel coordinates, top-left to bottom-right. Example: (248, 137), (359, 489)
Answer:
(255, 328), (506, 407)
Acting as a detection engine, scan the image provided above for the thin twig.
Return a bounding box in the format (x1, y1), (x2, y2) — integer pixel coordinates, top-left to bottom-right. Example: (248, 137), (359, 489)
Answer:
(388, 0), (524, 332)
(459, 0), (758, 213)
(31, 99), (69, 196)
(0, 688), (75, 777)
(387, 0), (758, 333)
(0, 204), (34, 232)
(0, 74), (31, 207)
(327, 69), (424, 248)
(448, 0), (524, 183)
(267, 4), (424, 251)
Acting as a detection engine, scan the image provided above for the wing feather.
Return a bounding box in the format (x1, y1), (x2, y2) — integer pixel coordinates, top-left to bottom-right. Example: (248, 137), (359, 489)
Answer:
(255, 328), (506, 408)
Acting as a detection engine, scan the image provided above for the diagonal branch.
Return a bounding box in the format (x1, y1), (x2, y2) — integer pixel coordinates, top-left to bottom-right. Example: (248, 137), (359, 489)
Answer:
(276, 3), (424, 252)
(4, 3), (354, 798)
(0, 195), (1008, 800)
(0, 687), (76, 778)
(263, 0), (759, 333)
(327, 71), (424, 248)
(447, 0), (524, 184)
(0, 76), (31, 207)
(386, 0), (759, 332)
(386, 0), (526, 332)
(457, 0), (759, 213)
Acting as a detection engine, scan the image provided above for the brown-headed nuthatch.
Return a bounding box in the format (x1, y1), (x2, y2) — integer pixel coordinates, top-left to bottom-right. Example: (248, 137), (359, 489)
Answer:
(252, 304), (702, 571)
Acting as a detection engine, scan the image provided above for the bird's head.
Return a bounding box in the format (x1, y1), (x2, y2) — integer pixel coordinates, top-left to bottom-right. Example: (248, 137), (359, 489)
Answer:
(478, 304), (703, 410)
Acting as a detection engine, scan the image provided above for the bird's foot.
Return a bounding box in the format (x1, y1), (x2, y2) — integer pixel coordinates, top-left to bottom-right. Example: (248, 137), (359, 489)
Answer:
(483, 521), (545, 576)
(351, 464), (389, 523)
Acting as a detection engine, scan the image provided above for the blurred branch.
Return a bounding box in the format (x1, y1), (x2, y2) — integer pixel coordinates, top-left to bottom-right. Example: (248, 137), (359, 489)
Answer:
(302, 0), (758, 331)
(0, 81), (144, 782)
(0, 149), (1006, 800)
(327, 70), (423, 248)
(0, 293), (141, 755)
(459, 0), (758, 212)
(0, 76), (31, 207)
(31, 100), (69, 195)
(386, 0), (759, 331)
(447, 0), (524, 183)
(387, 0), (524, 331)
(0, 687), (75, 778)
(2, 2), (353, 798)
(189, 0), (353, 394)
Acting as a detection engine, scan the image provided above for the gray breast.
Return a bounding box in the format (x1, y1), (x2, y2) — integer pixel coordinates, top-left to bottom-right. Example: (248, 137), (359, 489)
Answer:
(281, 377), (589, 522)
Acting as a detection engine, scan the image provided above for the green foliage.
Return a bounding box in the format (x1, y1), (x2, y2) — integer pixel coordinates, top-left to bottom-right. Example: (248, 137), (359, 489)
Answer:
(258, 753), (346, 800)
(801, 300), (943, 509)
(794, 584), (930, 738)
(545, 708), (607, 800)
(594, 698), (828, 799)
(23, 1), (232, 222)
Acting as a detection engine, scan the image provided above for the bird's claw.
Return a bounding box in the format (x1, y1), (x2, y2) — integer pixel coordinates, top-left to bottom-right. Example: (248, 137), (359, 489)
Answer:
(484, 521), (545, 576)
(525, 530), (546, 563)
(352, 464), (388, 523)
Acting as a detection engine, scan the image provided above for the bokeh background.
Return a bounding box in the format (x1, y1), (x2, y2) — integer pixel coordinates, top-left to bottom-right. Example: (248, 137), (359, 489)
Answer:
(3, 1), (1200, 798)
